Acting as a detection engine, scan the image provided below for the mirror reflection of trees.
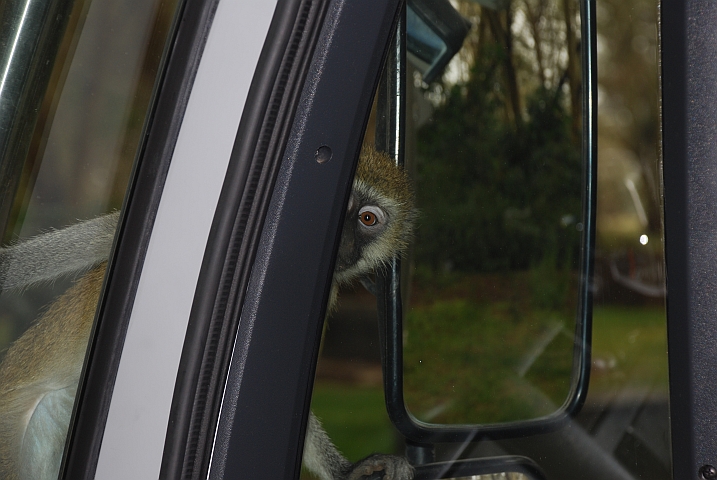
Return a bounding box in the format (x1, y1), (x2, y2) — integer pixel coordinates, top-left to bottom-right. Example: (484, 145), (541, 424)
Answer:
(404, 0), (584, 425)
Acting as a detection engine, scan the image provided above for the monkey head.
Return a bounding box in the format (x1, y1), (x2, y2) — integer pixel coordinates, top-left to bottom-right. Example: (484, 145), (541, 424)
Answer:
(333, 146), (416, 288)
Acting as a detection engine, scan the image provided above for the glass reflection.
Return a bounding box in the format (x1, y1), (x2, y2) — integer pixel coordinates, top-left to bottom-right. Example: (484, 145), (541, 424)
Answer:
(403, 0), (583, 426)
(0, 0), (180, 477)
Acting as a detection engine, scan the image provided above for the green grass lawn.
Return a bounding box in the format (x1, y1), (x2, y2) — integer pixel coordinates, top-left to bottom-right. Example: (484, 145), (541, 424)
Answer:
(403, 299), (575, 424)
(589, 304), (669, 395)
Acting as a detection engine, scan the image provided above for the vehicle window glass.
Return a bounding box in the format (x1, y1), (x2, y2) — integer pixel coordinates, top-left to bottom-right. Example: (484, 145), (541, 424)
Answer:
(304, 0), (668, 478)
(0, 0), (180, 478)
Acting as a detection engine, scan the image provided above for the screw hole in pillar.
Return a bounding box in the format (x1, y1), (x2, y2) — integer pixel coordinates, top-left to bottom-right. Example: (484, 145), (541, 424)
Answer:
(315, 145), (332, 164)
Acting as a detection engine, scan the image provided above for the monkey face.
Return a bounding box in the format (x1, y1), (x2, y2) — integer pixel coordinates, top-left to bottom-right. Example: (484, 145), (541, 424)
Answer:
(332, 147), (416, 288)
(335, 192), (389, 282)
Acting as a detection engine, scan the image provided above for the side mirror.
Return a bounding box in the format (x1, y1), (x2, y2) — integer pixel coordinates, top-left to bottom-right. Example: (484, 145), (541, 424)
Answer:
(406, 0), (471, 84)
(378, 0), (596, 445)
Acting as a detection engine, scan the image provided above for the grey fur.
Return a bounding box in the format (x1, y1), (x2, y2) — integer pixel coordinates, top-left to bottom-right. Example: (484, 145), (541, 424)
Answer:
(0, 212), (119, 291)
(303, 413), (352, 480)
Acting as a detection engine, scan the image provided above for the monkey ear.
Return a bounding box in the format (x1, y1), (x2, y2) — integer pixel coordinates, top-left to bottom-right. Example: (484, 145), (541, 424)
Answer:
(359, 276), (377, 296)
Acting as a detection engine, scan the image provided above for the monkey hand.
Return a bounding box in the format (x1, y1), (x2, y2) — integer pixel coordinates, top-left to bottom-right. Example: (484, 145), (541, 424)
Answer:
(344, 453), (414, 480)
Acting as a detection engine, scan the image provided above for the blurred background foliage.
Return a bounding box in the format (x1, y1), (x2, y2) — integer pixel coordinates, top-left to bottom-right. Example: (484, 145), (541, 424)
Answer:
(413, 0), (583, 277)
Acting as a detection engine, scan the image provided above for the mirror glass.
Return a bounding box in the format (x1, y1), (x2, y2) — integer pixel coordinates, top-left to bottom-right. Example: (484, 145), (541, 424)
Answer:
(402, 0), (585, 425)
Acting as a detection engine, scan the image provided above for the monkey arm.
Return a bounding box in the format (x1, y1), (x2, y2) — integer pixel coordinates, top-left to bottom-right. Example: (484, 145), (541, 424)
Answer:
(0, 212), (118, 291)
(303, 412), (414, 480)
(303, 412), (352, 480)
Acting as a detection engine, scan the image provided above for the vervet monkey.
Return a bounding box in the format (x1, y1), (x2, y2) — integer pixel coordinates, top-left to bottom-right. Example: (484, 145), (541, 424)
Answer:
(0, 146), (416, 480)
(305, 146), (416, 480)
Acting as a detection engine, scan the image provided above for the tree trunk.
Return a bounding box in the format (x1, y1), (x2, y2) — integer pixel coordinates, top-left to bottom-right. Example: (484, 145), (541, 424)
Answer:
(485, 9), (523, 129)
(563, 0), (581, 144)
(525, 0), (546, 87)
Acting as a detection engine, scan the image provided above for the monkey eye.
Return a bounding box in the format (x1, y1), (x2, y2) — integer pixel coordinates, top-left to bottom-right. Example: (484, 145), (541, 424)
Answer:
(359, 210), (378, 226)
(357, 206), (385, 229)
